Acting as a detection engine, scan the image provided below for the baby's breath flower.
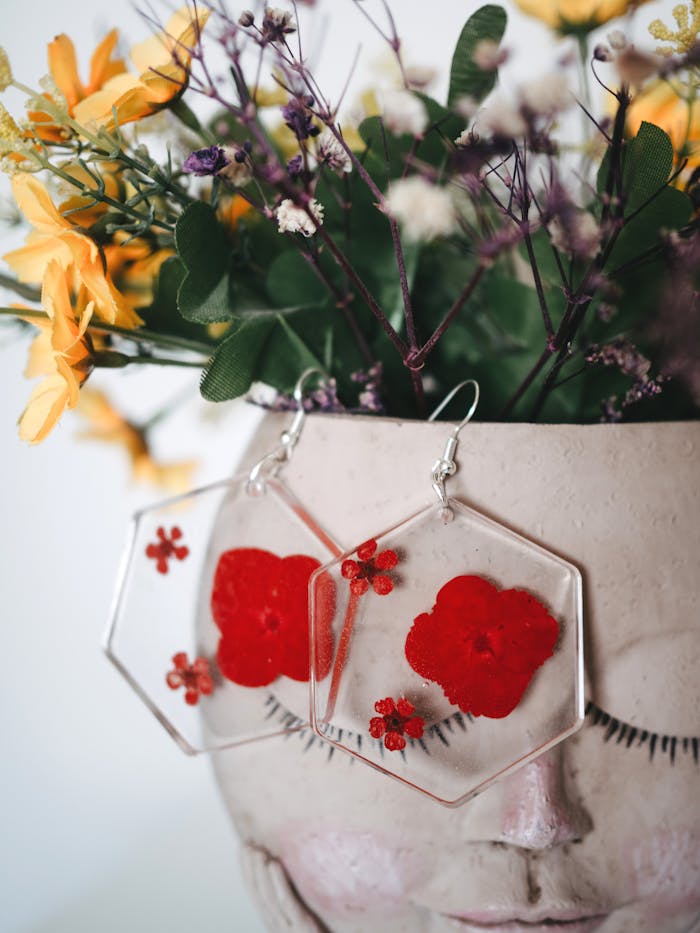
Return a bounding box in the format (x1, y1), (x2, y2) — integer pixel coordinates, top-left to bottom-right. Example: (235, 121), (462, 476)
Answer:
(0, 47), (13, 92)
(473, 39), (507, 71)
(607, 29), (628, 51)
(476, 96), (527, 139)
(316, 129), (352, 174)
(220, 147), (254, 186)
(649, 0), (700, 55)
(381, 89), (428, 137)
(549, 211), (600, 259)
(239, 10), (255, 27)
(385, 176), (457, 243)
(262, 7), (296, 41)
(276, 197), (324, 236)
(520, 75), (572, 117)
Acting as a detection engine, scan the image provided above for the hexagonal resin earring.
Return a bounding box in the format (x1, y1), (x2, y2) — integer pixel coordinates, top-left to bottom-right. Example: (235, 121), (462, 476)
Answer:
(105, 371), (341, 754)
(309, 381), (584, 806)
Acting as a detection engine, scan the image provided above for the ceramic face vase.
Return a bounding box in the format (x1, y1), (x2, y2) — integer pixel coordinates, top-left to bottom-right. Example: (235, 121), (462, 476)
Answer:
(198, 413), (700, 933)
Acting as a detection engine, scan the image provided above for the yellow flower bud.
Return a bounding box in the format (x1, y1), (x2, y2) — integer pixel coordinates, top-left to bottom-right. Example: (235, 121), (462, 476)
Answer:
(0, 46), (12, 92)
(0, 103), (24, 155)
(514, 0), (651, 35)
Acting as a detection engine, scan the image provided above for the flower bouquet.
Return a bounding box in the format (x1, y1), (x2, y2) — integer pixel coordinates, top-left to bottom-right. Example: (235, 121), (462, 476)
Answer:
(0, 0), (698, 448)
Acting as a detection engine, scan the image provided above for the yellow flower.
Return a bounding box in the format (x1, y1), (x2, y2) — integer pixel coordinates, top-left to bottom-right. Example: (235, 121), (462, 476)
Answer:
(28, 30), (126, 142)
(72, 7), (209, 130)
(3, 174), (143, 328)
(514, 0), (650, 34)
(76, 388), (197, 493)
(103, 231), (174, 309)
(19, 261), (95, 443)
(627, 80), (700, 166)
(649, 0), (700, 55)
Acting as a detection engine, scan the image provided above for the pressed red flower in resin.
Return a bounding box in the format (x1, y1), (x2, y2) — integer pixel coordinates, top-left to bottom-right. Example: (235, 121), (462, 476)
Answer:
(146, 526), (189, 574)
(166, 652), (214, 706)
(211, 547), (335, 688)
(341, 539), (398, 596)
(369, 696), (425, 751)
(405, 575), (559, 719)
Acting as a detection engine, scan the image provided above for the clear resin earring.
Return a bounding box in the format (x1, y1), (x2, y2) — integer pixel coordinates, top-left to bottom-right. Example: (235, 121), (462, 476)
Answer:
(309, 381), (584, 806)
(105, 370), (341, 754)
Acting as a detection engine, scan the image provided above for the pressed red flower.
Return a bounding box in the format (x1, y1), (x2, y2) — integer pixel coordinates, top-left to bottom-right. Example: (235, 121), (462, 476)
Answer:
(368, 696), (425, 751)
(145, 526), (189, 574)
(405, 575), (559, 719)
(341, 539), (398, 596)
(211, 547), (335, 688)
(166, 652), (214, 706)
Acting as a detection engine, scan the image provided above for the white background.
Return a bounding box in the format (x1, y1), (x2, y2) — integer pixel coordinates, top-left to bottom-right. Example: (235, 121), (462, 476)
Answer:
(0, 1), (671, 930)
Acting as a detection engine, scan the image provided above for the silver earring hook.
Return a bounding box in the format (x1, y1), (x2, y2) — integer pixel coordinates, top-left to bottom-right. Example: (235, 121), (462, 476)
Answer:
(428, 380), (480, 513)
(247, 368), (326, 493)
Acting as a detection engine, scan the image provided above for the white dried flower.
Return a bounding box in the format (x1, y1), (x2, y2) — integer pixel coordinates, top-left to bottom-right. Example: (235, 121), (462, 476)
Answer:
(607, 29), (627, 51)
(0, 47), (12, 92)
(520, 75), (572, 117)
(381, 89), (428, 137)
(454, 127), (472, 147)
(276, 197), (324, 236)
(476, 96), (527, 138)
(455, 95), (478, 120)
(549, 211), (600, 259)
(220, 147), (254, 186)
(405, 64), (437, 90)
(473, 39), (507, 71)
(316, 130), (352, 174)
(615, 47), (662, 90)
(385, 176), (457, 243)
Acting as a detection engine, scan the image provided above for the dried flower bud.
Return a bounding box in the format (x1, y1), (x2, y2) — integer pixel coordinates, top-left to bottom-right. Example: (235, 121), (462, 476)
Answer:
(183, 145), (229, 176)
(615, 47), (662, 90)
(221, 146), (253, 186)
(593, 44), (613, 62)
(472, 39), (507, 71)
(520, 75), (572, 117)
(607, 29), (627, 51)
(276, 197), (324, 236)
(262, 7), (296, 41)
(385, 176), (457, 243)
(0, 103), (25, 156)
(0, 46), (12, 92)
(381, 89), (428, 137)
(238, 10), (255, 26)
(316, 129), (352, 174)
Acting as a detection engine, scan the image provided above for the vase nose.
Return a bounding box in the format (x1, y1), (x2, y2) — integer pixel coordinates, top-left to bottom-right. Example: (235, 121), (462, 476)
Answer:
(499, 748), (591, 850)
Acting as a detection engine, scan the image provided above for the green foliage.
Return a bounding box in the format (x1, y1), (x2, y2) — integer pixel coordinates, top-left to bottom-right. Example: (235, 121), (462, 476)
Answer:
(175, 202), (236, 324)
(448, 5), (508, 107)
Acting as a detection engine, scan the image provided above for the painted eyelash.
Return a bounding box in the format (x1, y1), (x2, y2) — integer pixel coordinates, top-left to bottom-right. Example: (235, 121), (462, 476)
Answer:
(263, 694), (473, 762)
(585, 701), (699, 765)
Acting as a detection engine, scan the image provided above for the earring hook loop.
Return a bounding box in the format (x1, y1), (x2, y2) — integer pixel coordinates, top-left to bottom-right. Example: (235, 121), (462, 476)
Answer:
(247, 368), (326, 493)
(428, 380), (480, 511)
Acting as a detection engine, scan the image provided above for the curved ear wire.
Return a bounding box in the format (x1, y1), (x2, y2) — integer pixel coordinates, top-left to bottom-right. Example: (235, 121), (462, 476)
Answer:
(248, 367), (328, 492)
(428, 379), (480, 510)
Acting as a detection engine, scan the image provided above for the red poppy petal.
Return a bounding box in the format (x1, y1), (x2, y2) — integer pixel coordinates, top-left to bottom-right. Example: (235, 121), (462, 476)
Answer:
(197, 674), (214, 695)
(173, 545), (189, 561)
(341, 559), (360, 579)
(372, 575), (394, 595)
(350, 577), (369, 596)
(166, 671), (182, 689)
(184, 689), (199, 705)
(171, 527), (183, 540)
(369, 717), (386, 738)
(384, 732), (406, 751)
(374, 549), (398, 570)
(374, 697), (396, 716)
(216, 631), (281, 688)
(211, 548), (280, 634)
(396, 697), (415, 717)
(192, 657), (209, 674)
(357, 539), (378, 561)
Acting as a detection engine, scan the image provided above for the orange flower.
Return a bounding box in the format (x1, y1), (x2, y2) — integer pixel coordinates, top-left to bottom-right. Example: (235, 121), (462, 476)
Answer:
(217, 193), (254, 232)
(72, 7), (209, 130)
(514, 0), (650, 34)
(76, 388), (197, 493)
(103, 231), (174, 309)
(3, 174), (142, 328)
(19, 261), (94, 443)
(627, 80), (700, 167)
(28, 30), (126, 142)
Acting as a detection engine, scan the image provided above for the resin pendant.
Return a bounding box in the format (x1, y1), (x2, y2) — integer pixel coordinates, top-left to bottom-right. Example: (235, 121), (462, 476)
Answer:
(309, 498), (583, 806)
(106, 474), (340, 753)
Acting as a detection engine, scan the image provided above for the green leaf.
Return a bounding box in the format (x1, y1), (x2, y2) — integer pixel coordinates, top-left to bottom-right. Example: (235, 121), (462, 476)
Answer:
(266, 251), (328, 307)
(199, 315), (275, 401)
(175, 201), (235, 324)
(256, 314), (325, 390)
(448, 5), (508, 108)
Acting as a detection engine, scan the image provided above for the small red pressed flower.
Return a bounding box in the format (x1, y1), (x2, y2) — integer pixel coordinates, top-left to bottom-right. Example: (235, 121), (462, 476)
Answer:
(368, 696), (425, 751)
(166, 652), (214, 706)
(211, 547), (335, 688)
(146, 526), (189, 574)
(405, 575), (559, 719)
(341, 539), (398, 596)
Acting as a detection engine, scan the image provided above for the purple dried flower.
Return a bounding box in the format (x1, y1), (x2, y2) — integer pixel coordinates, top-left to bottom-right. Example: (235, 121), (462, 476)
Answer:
(287, 154), (303, 178)
(261, 7), (296, 42)
(183, 145), (230, 177)
(282, 97), (319, 141)
(585, 338), (651, 380)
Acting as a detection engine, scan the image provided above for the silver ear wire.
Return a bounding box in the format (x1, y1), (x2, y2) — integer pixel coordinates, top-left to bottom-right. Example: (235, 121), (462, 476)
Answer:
(428, 379), (480, 516)
(247, 368), (326, 494)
